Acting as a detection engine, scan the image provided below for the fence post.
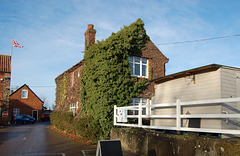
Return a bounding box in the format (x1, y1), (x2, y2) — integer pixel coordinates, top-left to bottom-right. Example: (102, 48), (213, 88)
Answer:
(138, 100), (142, 127)
(148, 100), (152, 115)
(176, 99), (181, 131)
(114, 105), (117, 125)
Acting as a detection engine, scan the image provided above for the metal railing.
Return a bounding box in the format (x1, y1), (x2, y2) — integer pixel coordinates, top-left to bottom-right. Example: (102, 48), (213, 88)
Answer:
(114, 97), (240, 135)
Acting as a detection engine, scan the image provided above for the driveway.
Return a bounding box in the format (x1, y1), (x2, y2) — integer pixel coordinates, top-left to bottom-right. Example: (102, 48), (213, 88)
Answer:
(0, 122), (96, 156)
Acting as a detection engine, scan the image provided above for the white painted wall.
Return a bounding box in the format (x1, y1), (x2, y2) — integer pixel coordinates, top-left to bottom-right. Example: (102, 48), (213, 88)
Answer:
(151, 67), (240, 134)
(220, 68), (240, 134)
(151, 70), (222, 128)
(152, 70), (221, 104)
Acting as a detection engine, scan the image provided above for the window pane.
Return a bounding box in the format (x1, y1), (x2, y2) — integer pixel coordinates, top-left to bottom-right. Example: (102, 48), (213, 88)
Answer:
(128, 56), (133, 62)
(130, 63), (133, 75)
(130, 98), (134, 105)
(142, 108), (146, 115)
(142, 65), (147, 77)
(135, 57), (140, 63)
(134, 98), (140, 104)
(135, 64), (140, 76)
(13, 108), (20, 116)
(22, 90), (28, 98)
(128, 56), (148, 78)
(142, 98), (147, 104)
(142, 58), (147, 64)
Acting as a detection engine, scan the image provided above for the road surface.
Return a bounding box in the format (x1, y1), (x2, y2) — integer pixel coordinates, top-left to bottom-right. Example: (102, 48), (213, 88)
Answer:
(0, 122), (96, 156)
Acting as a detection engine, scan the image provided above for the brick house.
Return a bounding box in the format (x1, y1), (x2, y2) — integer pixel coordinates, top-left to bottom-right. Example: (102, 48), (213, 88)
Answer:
(55, 22), (168, 116)
(55, 61), (84, 114)
(9, 84), (44, 121)
(0, 55), (11, 124)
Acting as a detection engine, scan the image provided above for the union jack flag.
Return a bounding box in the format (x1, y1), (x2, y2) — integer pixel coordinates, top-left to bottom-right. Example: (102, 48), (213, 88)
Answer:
(12, 39), (23, 48)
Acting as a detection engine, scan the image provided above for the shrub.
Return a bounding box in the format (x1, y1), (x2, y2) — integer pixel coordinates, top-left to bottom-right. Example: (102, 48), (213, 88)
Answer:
(50, 111), (74, 132)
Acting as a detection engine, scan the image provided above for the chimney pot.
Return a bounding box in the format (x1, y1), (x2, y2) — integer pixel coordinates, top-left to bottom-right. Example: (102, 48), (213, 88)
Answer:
(88, 24), (94, 30)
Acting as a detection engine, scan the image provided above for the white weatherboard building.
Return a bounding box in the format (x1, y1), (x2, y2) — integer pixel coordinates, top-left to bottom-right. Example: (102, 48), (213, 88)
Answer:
(150, 64), (240, 137)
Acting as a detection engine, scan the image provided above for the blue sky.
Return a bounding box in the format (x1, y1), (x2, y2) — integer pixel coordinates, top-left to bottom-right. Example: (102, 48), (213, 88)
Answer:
(1, 0), (240, 109)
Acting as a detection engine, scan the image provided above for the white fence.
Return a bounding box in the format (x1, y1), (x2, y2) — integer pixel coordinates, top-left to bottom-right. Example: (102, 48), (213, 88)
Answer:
(114, 97), (240, 135)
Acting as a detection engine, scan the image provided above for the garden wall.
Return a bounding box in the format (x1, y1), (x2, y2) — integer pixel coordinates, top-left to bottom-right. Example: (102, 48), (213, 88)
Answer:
(111, 128), (240, 156)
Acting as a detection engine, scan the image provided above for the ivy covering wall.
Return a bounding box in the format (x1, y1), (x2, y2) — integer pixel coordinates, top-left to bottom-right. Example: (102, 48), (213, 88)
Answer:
(80, 18), (149, 141)
(52, 19), (151, 143)
(59, 73), (67, 111)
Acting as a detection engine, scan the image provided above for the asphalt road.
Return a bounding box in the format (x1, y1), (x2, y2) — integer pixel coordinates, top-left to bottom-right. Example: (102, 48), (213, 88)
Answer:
(0, 122), (96, 156)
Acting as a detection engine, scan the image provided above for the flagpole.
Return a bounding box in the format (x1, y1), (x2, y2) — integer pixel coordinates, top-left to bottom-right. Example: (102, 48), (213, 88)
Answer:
(10, 38), (13, 59)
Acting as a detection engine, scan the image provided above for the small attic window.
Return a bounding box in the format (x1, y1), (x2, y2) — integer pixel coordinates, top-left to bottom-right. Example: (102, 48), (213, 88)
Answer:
(21, 89), (28, 99)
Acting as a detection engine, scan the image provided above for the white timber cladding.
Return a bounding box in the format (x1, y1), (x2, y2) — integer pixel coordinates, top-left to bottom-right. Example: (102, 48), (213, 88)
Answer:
(220, 68), (240, 132)
(152, 70), (222, 104)
(151, 69), (222, 129)
(220, 68), (238, 98)
(237, 72), (240, 132)
(151, 67), (240, 132)
(237, 73), (240, 111)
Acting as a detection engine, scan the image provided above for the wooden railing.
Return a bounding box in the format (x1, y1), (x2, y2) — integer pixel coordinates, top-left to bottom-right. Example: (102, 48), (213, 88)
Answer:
(114, 97), (240, 135)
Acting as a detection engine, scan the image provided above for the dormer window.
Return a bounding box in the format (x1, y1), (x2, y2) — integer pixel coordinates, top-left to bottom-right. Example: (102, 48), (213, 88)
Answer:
(129, 56), (148, 78)
(21, 90), (28, 99)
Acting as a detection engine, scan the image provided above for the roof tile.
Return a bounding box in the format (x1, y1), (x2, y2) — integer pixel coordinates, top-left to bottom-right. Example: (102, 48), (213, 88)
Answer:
(0, 55), (11, 73)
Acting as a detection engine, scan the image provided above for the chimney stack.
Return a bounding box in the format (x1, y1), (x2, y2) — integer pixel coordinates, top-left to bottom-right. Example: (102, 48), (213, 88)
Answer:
(84, 24), (96, 51)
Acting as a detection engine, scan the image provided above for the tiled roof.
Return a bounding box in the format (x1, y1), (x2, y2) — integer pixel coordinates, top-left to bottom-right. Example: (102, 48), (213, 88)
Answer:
(0, 55), (11, 73)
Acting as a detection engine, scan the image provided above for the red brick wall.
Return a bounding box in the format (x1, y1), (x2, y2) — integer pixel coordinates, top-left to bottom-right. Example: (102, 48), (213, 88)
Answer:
(55, 62), (83, 114)
(0, 72), (11, 105)
(55, 40), (168, 113)
(0, 73), (4, 103)
(135, 40), (169, 99)
(0, 72), (11, 124)
(9, 85), (43, 121)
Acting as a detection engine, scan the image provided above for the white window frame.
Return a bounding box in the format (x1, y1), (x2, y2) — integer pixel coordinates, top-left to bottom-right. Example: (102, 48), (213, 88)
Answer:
(71, 72), (74, 87)
(129, 56), (148, 78)
(76, 101), (79, 109)
(70, 103), (75, 115)
(21, 90), (28, 99)
(13, 108), (20, 116)
(130, 98), (150, 115)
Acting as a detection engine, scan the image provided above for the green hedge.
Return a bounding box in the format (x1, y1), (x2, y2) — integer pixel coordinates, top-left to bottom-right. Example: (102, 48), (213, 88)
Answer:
(50, 111), (74, 133)
(51, 111), (101, 143)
